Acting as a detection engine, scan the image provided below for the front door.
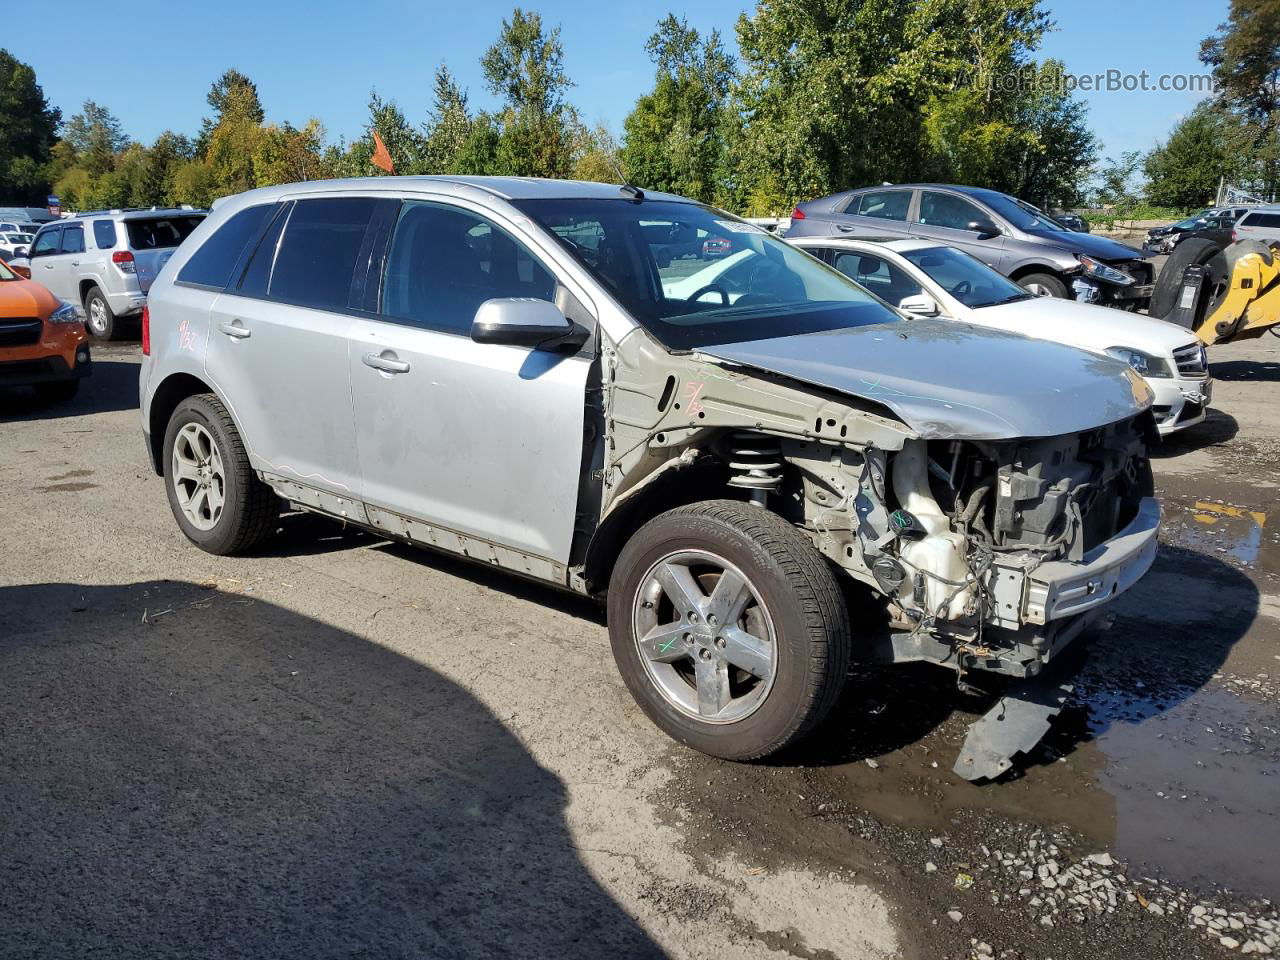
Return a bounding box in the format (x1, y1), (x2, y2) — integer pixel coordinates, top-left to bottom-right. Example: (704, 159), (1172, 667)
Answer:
(28, 226), (65, 297)
(911, 190), (1005, 268)
(348, 199), (592, 563)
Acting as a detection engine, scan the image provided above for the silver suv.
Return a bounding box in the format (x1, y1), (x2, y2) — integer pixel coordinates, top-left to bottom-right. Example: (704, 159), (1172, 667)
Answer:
(789, 184), (1154, 309)
(1232, 205), (1280, 244)
(140, 177), (1160, 775)
(25, 208), (205, 339)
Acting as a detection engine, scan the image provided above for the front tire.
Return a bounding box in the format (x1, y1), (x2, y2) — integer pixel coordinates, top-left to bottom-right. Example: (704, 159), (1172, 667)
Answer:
(1016, 271), (1068, 298)
(162, 393), (280, 555)
(84, 286), (119, 340)
(607, 500), (851, 761)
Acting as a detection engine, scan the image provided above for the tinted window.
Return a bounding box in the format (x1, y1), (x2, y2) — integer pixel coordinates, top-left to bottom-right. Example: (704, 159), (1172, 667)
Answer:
(177, 204), (273, 289)
(238, 205), (289, 297)
(514, 197), (897, 351)
(902, 246), (1030, 308)
(93, 220), (116, 249)
(269, 197), (377, 311)
(1242, 212), (1280, 229)
(31, 228), (59, 257)
(126, 216), (204, 250)
(855, 190), (910, 221)
(382, 201), (556, 334)
(59, 224), (84, 254)
(830, 251), (923, 305)
(918, 192), (987, 231)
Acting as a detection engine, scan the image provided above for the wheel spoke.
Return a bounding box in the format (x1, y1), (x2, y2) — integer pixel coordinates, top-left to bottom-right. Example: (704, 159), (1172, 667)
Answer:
(707, 568), (753, 626)
(206, 479), (225, 515)
(719, 626), (772, 680)
(173, 459), (200, 483)
(191, 487), (210, 521)
(694, 656), (732, 718)
(640, 620), (690, 663)
(654, 561), (707, 617)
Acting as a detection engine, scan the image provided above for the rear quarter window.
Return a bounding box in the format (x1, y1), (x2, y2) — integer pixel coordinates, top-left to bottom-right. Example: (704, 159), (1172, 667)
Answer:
(1242, 212), (1280, 229)
(265, 197), (379, 312)
(176, 205), (273, 289)
(93, 220), (117, 249)
(126, 216), (204, 250)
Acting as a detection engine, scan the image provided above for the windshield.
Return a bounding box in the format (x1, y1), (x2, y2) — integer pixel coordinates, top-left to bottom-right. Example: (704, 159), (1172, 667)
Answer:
(1172, 216), (1208, 230)
(902, 246), (1033, 309)
(979, 193), (1068, 233)
(125, 216), (204, 250)
(511, 197), (899, 350)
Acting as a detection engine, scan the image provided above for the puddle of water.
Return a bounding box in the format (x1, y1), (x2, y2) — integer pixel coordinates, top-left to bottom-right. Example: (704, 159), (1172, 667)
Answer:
(1161, 497), (1268, 567)
(1084, 684), (1280, 896)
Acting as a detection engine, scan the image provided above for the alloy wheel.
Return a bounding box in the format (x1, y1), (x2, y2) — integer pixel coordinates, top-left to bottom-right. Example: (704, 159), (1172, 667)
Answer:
(171, 422), (225, 531)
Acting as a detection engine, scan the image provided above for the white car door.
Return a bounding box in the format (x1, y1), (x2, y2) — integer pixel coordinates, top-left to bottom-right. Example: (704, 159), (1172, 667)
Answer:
(347, 198), (591, 563)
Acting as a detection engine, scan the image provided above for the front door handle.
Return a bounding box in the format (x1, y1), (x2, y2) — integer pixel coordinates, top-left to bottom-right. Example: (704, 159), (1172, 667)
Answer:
(836, 223), (854, 232)
(219, 320), (251, 340)
(43, 262), (53, 269)
(363, 351), (410, 374)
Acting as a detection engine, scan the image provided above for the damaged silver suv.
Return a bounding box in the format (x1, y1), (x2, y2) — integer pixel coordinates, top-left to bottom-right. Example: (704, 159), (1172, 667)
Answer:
(140, 178), (1160, 778)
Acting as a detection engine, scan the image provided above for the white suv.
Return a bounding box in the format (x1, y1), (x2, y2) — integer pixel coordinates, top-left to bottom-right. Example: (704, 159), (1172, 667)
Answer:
(23, 208), (205, 339)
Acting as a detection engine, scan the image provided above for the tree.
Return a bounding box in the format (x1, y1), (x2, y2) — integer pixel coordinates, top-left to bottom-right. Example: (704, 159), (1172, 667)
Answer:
(481, 8), (577, 178)
(1094, 151), (1144, 206)
(0, 49), (61, 202)
(423, 66), (473, 172)
(1144, 105), (1232, 208)
(253, 120), (326, 186)
(62, 100), (130, 177)
(139, 132), (195, 206)
(1200, 0), (1280, 197)
(197, 69), (265, 156)
(621, 15), (735, 201)
(325, 91), (426, 177)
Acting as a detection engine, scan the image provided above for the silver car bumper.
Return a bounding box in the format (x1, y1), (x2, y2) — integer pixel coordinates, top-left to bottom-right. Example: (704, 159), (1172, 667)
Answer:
(1022, 497), (1160, 625)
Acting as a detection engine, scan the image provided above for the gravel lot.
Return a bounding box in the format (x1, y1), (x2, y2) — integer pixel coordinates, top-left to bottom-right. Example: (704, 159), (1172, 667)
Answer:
(1, 325), (1277, 960)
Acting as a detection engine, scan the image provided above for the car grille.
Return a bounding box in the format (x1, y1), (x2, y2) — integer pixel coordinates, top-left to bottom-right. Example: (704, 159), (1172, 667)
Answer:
(0, 317), (42, 347)
(1173, 342), (1208, 378)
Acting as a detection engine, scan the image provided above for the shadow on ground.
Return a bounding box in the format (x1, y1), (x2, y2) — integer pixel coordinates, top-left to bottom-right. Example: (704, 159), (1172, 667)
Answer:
(1151, 408), (1239, 457)
(0, 580), (662, 959)
(0, 359), (140, 421)
(1210, 357), (1280, 383)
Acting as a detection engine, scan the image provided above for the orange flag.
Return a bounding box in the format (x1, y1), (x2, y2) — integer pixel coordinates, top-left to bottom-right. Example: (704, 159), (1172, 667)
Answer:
(371, 131), (395, 174)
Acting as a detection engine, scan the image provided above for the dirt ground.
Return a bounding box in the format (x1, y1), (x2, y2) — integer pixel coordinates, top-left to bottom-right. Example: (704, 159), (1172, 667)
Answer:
(1, 323), (1277, 960)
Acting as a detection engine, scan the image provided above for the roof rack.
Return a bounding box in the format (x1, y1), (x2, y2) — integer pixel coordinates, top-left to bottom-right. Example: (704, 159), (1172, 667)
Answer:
(73, 205), (207, 218)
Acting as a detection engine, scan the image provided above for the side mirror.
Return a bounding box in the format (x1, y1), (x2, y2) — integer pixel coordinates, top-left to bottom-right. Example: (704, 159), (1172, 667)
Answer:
(898, 293), (940, 316)
(470, 297), (583, 350)
(965, 219), (1001, 239)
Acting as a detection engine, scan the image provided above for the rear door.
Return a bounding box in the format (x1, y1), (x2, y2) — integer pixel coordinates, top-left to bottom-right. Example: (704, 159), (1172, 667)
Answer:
(127, 215), (205, 292)
(203, 196), (376, 502)
(830, 189), (915, 239)
(347, 197), (592, 563)
(911, 190), (1005, 267)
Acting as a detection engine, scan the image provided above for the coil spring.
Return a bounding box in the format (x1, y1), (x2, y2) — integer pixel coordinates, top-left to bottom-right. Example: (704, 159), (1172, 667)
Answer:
(725, 431), (783, 492)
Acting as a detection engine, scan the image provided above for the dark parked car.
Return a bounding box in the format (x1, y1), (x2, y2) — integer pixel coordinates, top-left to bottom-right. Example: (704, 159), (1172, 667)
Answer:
(1143, 215), (1236, 256)
(1051, 211), (1090, 232)
(788, 183), (1153, 309)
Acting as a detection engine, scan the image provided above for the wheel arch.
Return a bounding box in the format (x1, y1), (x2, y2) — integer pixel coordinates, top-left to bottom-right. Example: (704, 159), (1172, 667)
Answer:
(79, 277), (100, 307)
(148, 372), (224, 476)
(1008, 262), (1069, 284)
(581, 457), (735, 595)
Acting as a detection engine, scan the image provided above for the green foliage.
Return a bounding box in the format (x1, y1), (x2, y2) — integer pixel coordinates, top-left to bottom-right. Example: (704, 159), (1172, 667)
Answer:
(620, 15), (735, 202)
(423, 66), (473, 173)
(0, 48), (60, 203)
(1094, 151), (1144, 206)
(1144, 105), (1231, 208)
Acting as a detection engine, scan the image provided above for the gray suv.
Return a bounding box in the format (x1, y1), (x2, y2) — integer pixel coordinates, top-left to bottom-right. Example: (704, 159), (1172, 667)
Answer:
(140, 177), (1160, 775)
(24, 208), (205, 339)
(789, 183), (1153, 309)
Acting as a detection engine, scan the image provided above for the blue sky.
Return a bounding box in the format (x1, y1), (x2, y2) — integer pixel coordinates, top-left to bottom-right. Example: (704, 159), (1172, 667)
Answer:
(6, 0), (1227, 165)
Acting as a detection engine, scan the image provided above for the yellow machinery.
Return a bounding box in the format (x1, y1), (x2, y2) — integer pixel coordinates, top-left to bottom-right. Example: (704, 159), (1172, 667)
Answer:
(1161, 239), (1280, 345)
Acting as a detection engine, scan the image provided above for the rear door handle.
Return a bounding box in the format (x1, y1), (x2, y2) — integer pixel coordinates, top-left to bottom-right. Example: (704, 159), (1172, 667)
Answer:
(836, 223), (854, 232)
(218, 320), (251, 340)
(70, 260), (80, 266)
(363, 352), (410, 374)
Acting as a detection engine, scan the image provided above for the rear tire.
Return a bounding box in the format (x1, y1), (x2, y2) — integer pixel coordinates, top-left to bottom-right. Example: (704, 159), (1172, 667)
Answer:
(33, 380), (78, 404)
(83, 286), (118, 340)
(1016, 271), (1068, 298)
(162, 393), (280, 555)
(607, 500), (851, 761)
(1149, 237), (1228, 323)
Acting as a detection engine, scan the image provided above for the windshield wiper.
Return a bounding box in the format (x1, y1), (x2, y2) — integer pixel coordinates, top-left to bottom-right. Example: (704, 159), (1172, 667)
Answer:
(974, 292), (1036, 308)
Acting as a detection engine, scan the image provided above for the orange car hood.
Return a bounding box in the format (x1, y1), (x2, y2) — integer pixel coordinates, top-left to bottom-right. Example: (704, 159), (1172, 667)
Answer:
(0, 276), (60, 318)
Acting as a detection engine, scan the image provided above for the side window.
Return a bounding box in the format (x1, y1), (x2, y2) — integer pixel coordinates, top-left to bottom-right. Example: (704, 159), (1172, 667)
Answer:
(854, 190), (911, 221)
(31, 228), (59, 258)
(177, 204), (273, 290)
(238, 205), (290, 297)
(268, 197), (378, 311)
(93, 220), (117, 249)
(918, 192), (987, 231)
(60, 224), (85, 254)
(381, 201), (557, 334)
(831, 251), (922, 304)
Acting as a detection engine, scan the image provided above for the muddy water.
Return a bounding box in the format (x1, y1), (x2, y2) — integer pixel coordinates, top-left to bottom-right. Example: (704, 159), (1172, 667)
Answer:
(807, 468), (1280, 900)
